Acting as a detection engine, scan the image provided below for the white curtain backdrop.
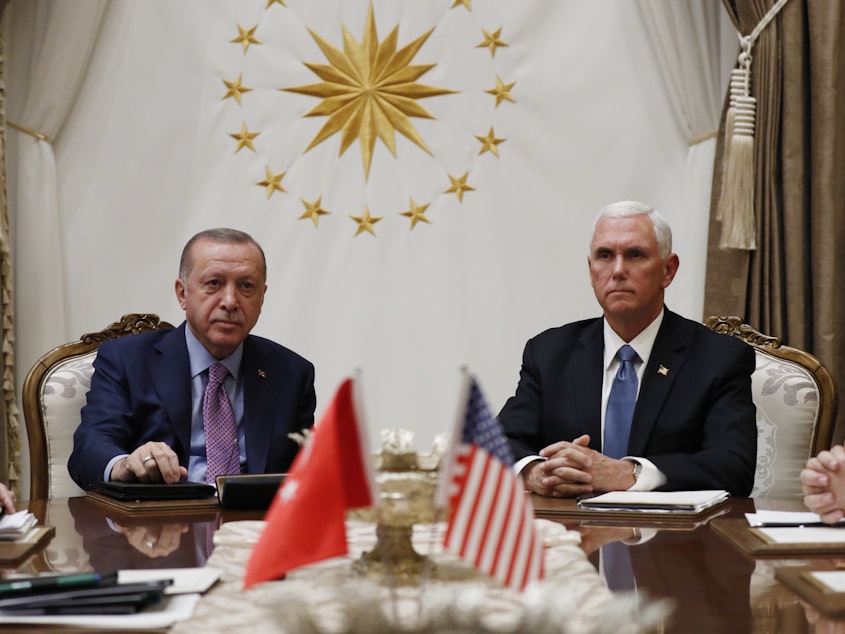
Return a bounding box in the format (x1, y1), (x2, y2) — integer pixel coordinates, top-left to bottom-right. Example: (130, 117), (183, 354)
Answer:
(7, 0), (731, 493)
(636, 0), (726, 321)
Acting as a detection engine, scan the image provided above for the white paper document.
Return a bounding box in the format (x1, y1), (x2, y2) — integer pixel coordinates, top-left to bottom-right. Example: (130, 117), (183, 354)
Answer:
(0, 511), (38, 541)
(755, 527), (845, 544)
(118, 567), (222, 595)
(577, 490), (729, 513)
(745, 510), (844, 527)
(810, 571), (845, 593)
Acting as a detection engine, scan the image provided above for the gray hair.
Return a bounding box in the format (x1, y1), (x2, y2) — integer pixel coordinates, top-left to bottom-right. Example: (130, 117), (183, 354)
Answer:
(179, 228), (267, 281)
(591, 200), (673, 258)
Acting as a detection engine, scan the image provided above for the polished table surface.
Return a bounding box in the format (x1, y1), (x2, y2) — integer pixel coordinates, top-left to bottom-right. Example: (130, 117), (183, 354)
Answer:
(4, 495), (845, 633)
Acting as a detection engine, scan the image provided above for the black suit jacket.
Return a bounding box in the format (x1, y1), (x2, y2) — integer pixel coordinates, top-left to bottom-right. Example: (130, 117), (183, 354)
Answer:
(68, 322), (316, 489)
(498, 309), (757, 495)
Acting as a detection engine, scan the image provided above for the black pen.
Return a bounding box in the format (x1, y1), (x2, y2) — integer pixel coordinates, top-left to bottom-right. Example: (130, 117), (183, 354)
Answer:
(0, 571), (118, 597)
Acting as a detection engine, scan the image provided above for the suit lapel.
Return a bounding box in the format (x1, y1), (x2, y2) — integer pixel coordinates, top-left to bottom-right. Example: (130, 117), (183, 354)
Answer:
(628, 311), (691, 456)
(149, 324), (193, 456)
(242, 337), (272, 473)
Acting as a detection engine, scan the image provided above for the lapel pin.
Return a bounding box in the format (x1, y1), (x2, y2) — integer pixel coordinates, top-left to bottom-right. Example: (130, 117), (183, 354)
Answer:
(258, 369), (266, 378)
(658, 365), (669, 376)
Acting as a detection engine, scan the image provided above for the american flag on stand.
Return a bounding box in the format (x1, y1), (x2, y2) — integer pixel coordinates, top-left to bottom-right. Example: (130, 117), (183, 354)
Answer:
(436, 372), (544, 592)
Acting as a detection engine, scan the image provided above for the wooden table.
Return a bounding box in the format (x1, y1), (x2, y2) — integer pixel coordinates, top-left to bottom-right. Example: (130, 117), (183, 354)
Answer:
(3, 495), (844, 633)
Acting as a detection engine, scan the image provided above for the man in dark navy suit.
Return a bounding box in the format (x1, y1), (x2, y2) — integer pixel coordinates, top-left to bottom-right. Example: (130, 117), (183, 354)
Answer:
(69, 228), (316, 489)
(499, 201), (756, 497)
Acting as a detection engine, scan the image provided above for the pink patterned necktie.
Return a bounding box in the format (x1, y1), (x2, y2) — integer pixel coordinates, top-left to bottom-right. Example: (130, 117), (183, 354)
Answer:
(203, 362), (240, 484)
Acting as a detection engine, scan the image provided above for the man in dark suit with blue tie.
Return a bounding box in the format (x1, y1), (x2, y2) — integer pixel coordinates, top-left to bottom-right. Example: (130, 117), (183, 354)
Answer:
(69, 228), (316, 489)
(498, 201), (757, 497)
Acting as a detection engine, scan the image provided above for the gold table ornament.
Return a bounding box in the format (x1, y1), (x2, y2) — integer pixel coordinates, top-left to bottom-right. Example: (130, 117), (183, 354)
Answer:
(351, 430), (446, 581)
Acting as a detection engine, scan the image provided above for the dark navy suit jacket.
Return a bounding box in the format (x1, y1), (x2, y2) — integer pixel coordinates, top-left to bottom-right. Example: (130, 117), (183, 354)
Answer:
(498, 309), (757, 496)
(68, 322), (316, 489)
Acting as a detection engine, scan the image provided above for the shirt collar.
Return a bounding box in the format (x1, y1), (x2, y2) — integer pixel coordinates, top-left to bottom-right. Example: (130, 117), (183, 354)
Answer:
(603, 307), (664, 370)
(185, 325), (243, 380)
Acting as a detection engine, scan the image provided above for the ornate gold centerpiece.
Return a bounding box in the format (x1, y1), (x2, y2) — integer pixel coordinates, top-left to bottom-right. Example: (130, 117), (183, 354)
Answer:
(351, 429), (446, 580)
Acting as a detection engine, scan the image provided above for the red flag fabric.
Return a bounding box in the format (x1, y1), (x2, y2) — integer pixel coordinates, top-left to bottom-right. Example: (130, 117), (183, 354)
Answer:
(243, 378), (374, 588)
(439, 374), (544, 592)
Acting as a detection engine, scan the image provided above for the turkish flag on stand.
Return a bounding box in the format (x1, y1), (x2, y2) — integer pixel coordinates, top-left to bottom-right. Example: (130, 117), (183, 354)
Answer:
(243, 378), (375, 588)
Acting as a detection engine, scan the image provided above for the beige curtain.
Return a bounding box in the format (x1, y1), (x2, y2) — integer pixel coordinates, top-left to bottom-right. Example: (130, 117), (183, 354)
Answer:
(704, 0), (845, 443)
(0, 0), (17, 499)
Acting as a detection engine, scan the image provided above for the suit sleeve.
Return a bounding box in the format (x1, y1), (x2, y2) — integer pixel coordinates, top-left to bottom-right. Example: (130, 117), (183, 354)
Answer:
(648, 338), (757, 496)
(68, 341), (138, 489)
(498, 337), (546, 461)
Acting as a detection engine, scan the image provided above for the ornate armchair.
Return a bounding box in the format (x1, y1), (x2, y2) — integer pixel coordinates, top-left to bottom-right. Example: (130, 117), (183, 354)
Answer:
(705, 316), (837, 499)
(21, 314), (174, 500)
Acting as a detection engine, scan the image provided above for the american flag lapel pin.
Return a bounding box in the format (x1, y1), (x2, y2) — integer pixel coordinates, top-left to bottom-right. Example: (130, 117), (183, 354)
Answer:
(658, 365), (669, 376)
(258, 369), (266, 379)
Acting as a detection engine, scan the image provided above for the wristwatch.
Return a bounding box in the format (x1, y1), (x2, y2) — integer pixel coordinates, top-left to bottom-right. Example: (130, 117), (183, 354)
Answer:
(630, 459), (642, 483)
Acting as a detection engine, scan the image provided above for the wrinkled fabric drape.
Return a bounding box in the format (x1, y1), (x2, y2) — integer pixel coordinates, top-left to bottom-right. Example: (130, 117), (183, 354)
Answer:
(705, 0), (845, 443)
(5, 0), (107, 496)
(636, 0), (724, 319)
(0, 0), (15, 497)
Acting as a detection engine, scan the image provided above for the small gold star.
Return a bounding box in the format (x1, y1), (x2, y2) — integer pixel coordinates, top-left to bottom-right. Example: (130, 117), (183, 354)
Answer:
(476, 127), (506, 157)
(400, 198), (431, 229)
(299, 196), (331, 227)
(266, 0), (286, 7)
(486, 76), (516, 107)
(445, 172), (475, 203)
(451, 0), (472, 10)
(229, 122), (260, 153)
(477, 27), (508, 57)
(231, 24), (261, 55)
(350, 207), (383, 237)
(222, 73), (252, 105)
(256, 167), (286, 199)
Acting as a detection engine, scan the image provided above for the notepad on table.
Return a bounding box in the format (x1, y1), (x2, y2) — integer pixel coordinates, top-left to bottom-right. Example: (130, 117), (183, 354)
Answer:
(577, 490), (730, 513)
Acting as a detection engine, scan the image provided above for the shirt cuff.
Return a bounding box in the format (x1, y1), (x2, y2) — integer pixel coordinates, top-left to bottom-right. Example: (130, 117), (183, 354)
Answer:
(105, 454), (129, 481)
(623, 457), (666, 491)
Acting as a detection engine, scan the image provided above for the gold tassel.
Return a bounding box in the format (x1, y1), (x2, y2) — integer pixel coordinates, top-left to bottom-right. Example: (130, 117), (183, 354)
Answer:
(717, 61), (757, 250)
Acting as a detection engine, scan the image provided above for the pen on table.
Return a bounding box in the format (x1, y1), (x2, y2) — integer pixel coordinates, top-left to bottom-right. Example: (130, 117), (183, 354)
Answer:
(0, 571), (118, 596)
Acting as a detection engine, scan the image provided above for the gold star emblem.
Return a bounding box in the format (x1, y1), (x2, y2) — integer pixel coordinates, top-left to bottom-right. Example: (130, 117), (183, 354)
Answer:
(284, 3), (456, 179)
(476, 127), (506, 157)
(229, 122), (260, 153)
(486, 75), (516, 107)
(400, 198), (431, 229)
(256, 167), (286, 198)
(231, 24), (261, 55)
(451, 0), (472, 10)
(476, 27), (508, 57)
(350, 207), (383, 236)
(266, 0), (286, 7)
(222, 73), (252, 105)
(445, 172), (475, 203)
(299, 196), (331, 227)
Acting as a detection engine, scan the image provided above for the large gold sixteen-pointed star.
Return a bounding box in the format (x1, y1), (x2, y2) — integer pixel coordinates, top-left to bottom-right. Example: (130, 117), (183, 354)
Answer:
(227, 5), (514, 237)
(284, 3), (455, 179)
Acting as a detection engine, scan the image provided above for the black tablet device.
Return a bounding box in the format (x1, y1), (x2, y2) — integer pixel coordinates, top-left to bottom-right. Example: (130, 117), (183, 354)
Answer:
(89, 481), (217, 501)
(216, 473), (285, 510)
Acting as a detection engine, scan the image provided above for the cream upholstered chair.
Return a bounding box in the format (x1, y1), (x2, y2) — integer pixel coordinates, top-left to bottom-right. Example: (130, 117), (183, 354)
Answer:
(22, 314), (174, 500)
(706, 316), (837, 499)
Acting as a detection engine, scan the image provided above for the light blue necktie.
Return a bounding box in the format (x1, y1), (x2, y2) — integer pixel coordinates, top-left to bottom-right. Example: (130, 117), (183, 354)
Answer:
(604, 344), (639, 459)
(603, 540), (636, 592)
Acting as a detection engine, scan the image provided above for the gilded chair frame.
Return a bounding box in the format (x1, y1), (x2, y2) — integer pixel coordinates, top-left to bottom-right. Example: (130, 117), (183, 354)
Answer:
(705, 316), (837, 456)
(22, 313), (174, 500)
